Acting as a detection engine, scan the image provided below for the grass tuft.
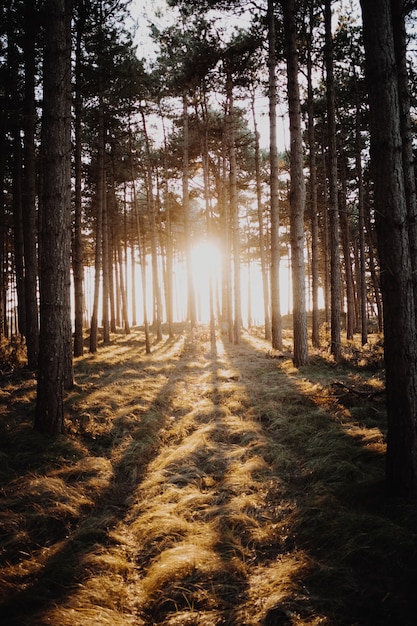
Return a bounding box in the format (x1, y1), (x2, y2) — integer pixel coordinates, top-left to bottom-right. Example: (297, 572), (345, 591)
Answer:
(1, 326), (416, 626)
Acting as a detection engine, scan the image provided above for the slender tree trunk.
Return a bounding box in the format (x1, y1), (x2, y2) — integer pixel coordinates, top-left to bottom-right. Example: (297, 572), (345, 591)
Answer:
(268, 0), (282, 351)
(226, 70), (241, 344)
(182, 95), (197, 331)
(73, 10), (85, 357)
(339, 156), (355, 340)
(281, 0), (308, 366)
(251, 94), (271, 340)
(0, 81), (6, 340)
(354, 74), (368, 345)
(361, 0), (417, 498)
(325, 0), (341, 360)
(8, 22), (26, 339)
(102, 179), (110, 343)
(22, 0), (39, 368)
(89, 95), (105, 353)
(307, 8), (320, 348)
(160, 108), (174, 338)
(35, 0), (72, 435)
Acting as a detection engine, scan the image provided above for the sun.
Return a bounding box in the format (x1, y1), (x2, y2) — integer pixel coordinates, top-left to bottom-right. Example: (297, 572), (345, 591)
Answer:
(190, 239), (222, 323)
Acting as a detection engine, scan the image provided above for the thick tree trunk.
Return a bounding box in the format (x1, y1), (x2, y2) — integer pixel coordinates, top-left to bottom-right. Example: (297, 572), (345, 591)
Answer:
(35, 0), (72, 436)
(361, 0), (417, 498)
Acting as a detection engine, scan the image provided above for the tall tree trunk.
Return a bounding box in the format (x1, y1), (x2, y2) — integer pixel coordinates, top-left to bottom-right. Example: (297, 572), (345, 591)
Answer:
(73, 8), (86, 357)
(391, 0), (417, 313)
(361, 0), (417, 498)
(102, 179), (110, 343)
(22, 0), (39, 369)
(251, 93), (271, 341)
(354, 73), (368, 345)
(226, 69), (241, 345)
(160, 108), (174, 338)
(268, 0), (282, 351)
(339, 156), (355, 340)
(8, 19), (26, 339)
(325, 0), (341, 360)
(35, 0), (72, 435)
(182, 95), (197, 331)
(89, 94), (105, 353)
(307, 7), (320, 348)
(0, 77), (6, 339)
(281, 0), (308, 367)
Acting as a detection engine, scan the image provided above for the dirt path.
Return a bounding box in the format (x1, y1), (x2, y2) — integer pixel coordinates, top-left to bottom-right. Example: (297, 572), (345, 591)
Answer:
(124, 332), (302, 625)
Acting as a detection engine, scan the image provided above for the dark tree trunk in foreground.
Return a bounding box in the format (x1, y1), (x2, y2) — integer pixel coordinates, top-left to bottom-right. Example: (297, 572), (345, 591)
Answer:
(361, 0), (417, 498)
(35, 0), (72, 436)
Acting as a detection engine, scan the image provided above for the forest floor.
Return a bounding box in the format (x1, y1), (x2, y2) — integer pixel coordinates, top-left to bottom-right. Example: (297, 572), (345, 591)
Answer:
(1, 322), (417, 626)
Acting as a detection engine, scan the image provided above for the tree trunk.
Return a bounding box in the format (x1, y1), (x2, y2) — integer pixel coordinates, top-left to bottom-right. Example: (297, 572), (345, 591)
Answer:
(251, 93), (271, 341)
(102, 179), (110, 343)
(361, 0), (417, 498)
(339, 156), (355, 340)
(307, 7), (320, 348)
(325, 0), (341, 360)
(35, 0), (72, 436)
(89, 94), (104, 353)
(281, 0), (308, 367)
(226, 69), (241, 345)
(182, 96), (197, 331)
(0, 78), (6, 339)
(8, 21), (26, 339)
(22, 0), (39, 369)
(73, 7), (85, 357)
(268, 0), (282, 351)
(354, 73), (368, 345)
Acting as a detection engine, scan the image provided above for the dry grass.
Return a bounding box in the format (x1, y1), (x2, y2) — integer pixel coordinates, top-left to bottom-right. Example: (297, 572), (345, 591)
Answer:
(1, 325), (417, 625)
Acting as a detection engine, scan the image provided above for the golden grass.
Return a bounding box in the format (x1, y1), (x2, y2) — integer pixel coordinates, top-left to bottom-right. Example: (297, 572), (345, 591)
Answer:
(1, 325), (416, 625)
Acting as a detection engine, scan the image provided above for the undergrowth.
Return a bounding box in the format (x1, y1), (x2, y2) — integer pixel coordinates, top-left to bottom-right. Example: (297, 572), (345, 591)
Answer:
(0, 325), (416, 625)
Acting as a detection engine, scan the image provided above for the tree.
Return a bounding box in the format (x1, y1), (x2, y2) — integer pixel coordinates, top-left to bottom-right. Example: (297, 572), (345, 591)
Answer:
(268, 0), (283, 352)
(281, 0), (308, 366)
(325, 0), (341, 361)
(34, 0), (72, 435)
(360, 0), (417, 498)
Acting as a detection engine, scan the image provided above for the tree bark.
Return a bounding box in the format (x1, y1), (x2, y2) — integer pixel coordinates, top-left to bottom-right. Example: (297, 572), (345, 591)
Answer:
(306, 7), (320, 348)
(251, 93), (271, 341)
(268, 0), (282, 351)
(35, 0), (72, 436)
(281, 0), (308, 367)
(73, 8), (85, 357)
(325, 0), (341, 360)
(361, 0), (417, 498)
(22, 0), (39, 369)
